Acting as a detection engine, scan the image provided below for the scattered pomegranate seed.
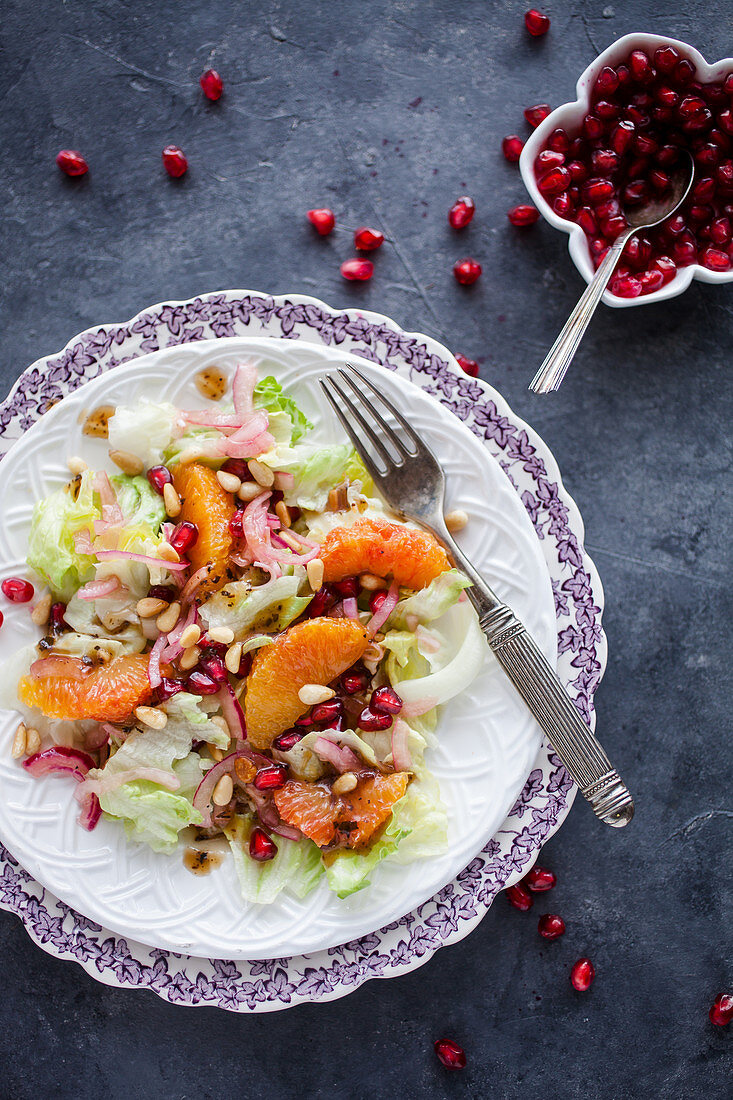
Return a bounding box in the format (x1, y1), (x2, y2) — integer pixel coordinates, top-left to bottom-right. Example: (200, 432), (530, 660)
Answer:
(652, 255), (677, 283)
(358, 706), (393, 731)
(56, 150), (88, 177)
(200, 68), (223, 101)
(50, 602), (69, 633)
(547, 127), (570, 153)
(170, 521), (199, 555)
(709, 994), (733, 1026)
(506, 883), (533, 911)
(507, 204), (540, 227)
(456, 354), (479, 377)
(524, 8), (550, 36)
(249, 826), (278, 862)
(655, 45), (680, 73)
(538, 913), (566, 940)
(307, 208), (335, 236)
(332, 576), (359, 599)
(524, 865), (556, 892)
(700, 246), (731, 270)
(611, 273), (642, 298)
(272, 730), (305, 752)
(354, 226), (384, 250)
(311, 699), (342, 723)
(307, 586), (334, 618)
(198, 652), (227, 683)
(434, 1038), (466, 1070)
(187, 669), (220, 695)
(2, 578), (34, 603)
(448, 196), (476, 230)
(453, 258), (482, 285)
(147, 464), (173, 494)
(229, 510), (245, 538)
(570, 957), (595, 991)
(162, 145), (188, 178)
(371, 685), (403, 714)
(254, 764), (288, 791)
(341, 667), (369, 694)
(369, 590), (388, 616)
(639, 268), (665, 294)
(0, 610), (4, 629)
(341, 258), (374, 281)
(502, 135), (525, 163)
(157, 677), (185, 701)
(524, 103), (551, 129)
(596, 66), (620, 96)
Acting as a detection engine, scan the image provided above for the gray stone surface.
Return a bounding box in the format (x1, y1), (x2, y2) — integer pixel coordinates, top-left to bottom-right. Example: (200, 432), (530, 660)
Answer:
(0, 1), (730, 1096)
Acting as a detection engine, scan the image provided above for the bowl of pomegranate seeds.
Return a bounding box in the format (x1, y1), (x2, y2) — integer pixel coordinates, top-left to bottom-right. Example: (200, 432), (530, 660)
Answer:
(519, 33), (733, 305)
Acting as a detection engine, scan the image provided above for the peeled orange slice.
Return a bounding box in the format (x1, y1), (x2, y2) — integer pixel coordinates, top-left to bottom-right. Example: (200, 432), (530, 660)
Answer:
(173, 462), (236, 596)
(274, 772), (409, 849)
(319, 517), (449, 589)
(19, 653), (152, 722)
(244, 618), (368, 749)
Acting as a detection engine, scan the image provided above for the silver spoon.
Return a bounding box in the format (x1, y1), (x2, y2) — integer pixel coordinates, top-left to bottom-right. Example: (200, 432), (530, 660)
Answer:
(529, 150), (695, 394)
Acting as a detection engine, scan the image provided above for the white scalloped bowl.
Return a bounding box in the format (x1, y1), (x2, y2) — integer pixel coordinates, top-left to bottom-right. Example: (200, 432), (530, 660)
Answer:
(519, 32), (733, 308)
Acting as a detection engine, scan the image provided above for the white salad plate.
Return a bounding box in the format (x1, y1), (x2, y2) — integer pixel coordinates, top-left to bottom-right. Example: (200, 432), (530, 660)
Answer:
(0, 335), (556, 960)
(0, 290), (606, 1010)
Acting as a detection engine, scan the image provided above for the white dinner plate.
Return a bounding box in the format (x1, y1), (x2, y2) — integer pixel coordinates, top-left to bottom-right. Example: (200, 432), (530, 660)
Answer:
(0, 336), (556, 959)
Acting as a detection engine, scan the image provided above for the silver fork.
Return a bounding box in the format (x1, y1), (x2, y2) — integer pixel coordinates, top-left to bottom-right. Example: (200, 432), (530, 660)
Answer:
(319, 364), (634, 828)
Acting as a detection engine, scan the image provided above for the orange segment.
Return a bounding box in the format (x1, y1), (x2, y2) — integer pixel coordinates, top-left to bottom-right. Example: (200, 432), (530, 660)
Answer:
(274, 772), (409, 850)
(172, 462), (236, 596)
(244, 618), (368, 750)
(19, 654), (152, 722)
(319, 517), (449, 590)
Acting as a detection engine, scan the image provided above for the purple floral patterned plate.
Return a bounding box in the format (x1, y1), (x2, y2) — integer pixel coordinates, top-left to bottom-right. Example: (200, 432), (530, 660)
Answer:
(0, 290), (605, 1011)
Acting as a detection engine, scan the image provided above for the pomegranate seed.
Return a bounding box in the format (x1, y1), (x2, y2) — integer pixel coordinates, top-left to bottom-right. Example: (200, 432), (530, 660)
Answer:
(625, 106), (650, 130)
(254, 764), (288, 791)
(198, 652), (227, 683)
(307, 208), (335, 236)
(589, 236), (608, 258)
(582, 114), (603, 140)
(719, 110), (733, 137)
(272, 730), (305, 752)
(689, 204), (714, 224)
(341, 667), (369, 694)
(56, 149), (88, 177)
(524, 103), (551, 129)
(624, 235), (652, 268)
(502, 134), (525, 162)
(307, 586), (334, 618)
(673, 237), (698, 265)
(583, 177), (614, 204)
(507, 204), (540, 226)
(649, 169), (670, 192)
(311, 699), (342, 723)
(595, 99), (620, 121)
(162, 145), (188, 178)
(229, 510), (245, 538)
(453, 258), (482, 285)
(332, 576), (359, 599)
(538, 166), (571, 196)
(147, 465), (172, 494)
(616, 63), (631, 86)
(725, 73), (733, 96)
(658, 142), (682, 166)
(506, 883), (533, 911)
(709, 994), (733, 1026)
(524, 865), (556, 892)
(434, 1038), (466, 1070)
(570, 958), (595, 991)
(595, 197), (621, 221)
(655, 85), (679, 108)
(652, 255), (677, 283)
(596, 66), (619, 95)
(538, 913), (566, 940)
(187, 670), (220, 695)
(456, 354), (479, 376)
(611, 273), (642, 298)
(354, 226), (385, 250)
(717, 162), (733, 189)
(623, 180), (649, 205)
(294, 714), (314, 728)
(683, 108), (713, 134)
(591, 149), (618, 174)
(665, 213), (686, 238)
(553, 192), (573, 217)
(358, 706), (393, 732)
(576, 206), (597, 235)
(447, 197), (475, 230)
(222, 458), (249, 480)
(2, 577), (34, 603)
(50, 602), (69, 634)
(371, 685), (403, 714)
(170, 521), (199, 555)
(567, 159), (588, 182)
(629, 49), (653, 83)
(639, 268), (665, 294)
(535, 149), (566, 173)
(679, 94), (706, 120)
(611, 120), (635, 154)
(701, 246), (731, 271)
(711, 216), (731, 245)
(635, 133), (658, 157)
(675, 59), (696, 86)
(524, 8), (549, 36)
(341, 258), (374, 281)
(158, 677), (185, 701)
(199, 639), (227, 659)
(200, 68), (223, 101)
(547, 128), (570, 153)
(654, 45), (680, 73)
(249, 827), (278, 862)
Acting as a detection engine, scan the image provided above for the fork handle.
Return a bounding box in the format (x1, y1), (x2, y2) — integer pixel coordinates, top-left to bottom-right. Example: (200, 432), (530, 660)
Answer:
(479, 603), (634, 827)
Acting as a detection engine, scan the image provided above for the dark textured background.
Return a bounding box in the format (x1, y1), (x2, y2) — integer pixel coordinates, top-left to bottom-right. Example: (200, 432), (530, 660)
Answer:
(0, 1), (730, 1096)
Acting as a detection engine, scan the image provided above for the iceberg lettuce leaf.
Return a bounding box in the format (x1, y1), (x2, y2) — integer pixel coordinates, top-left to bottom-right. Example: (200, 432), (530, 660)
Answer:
(26, 470), (99, 601)
(226, 814), (324, 903)
(253, 375), (313, 444)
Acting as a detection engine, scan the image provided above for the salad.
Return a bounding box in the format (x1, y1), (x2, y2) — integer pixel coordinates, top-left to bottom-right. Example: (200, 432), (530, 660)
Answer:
(2, 363), (486, 902)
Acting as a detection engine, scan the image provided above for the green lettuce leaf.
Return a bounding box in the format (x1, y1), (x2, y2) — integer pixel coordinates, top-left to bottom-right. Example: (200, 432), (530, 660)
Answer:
(324, 800), (410, 898)
(259, 442), (374, 511)
(225, 814), (324, 904)
(253, 375), (313, 444)
(198, 575), (311, 638)
(164, 691), (231, 750)
(27, 470), (99, 601)
(107, 399), (178, 466)
(110, 474), (166, 533)
(387, 568), (472, 630)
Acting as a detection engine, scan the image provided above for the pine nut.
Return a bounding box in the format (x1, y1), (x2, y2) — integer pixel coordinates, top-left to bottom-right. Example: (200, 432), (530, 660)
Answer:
(136, 597), (169, 619)
(248, 459), (275, 488)
(109, 449), (144, 476)
(306, 558), (324, 592)
(207, 744), (224, 762)
(298, 683), (335, 706)
(212, 774), (233, 806)
(225, 642), (243, 673)
(157, 542), (181, 563)
(332, 772), (357, 795)
(445, 508), (468, 533)
(25, 728), (42, 755)
(31, 592), (52, 626)
(210, 715), (230, 736)
(238, 481), (263, 502)
(163, 482), (181, 518)
(67, 455), (88, 476)
(179, 624), (201, 649)
(179, 645), (200, 670)
(359, 572), (384, 590)
(275, 501), (291, 528)
(216, 470), (242, 494)
(278, 530), (302, 551)
(11, 723), (26, 759)
(135, 706), (168, 730)
(208, 626), (234, 644)
(373, 631), (385, 643)
(156, 601), (181, 633)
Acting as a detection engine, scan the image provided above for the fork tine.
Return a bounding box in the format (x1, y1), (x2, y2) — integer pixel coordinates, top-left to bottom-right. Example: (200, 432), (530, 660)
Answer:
(318, 377), (392, 488)
(344, 363), (422, 454)
(326, 373), (399, 469)
(336, 369), (414, 462)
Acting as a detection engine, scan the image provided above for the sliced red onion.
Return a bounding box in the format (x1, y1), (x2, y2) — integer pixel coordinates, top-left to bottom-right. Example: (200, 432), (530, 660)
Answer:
(193, 749), (257, 828)
(73, 529), (95, 556)
(368, 579), (399, 636)
(95, 548), (188, 571)
(342, 596), (359, 619)
(77, 792), (101, 831)
(244, 783), (281, 831)
(217, 429), (275, 459)
(313, 736), (362, 774)
(279, 528), (318, 550)
(230, 549), (255, 568)
(242, 492), (308, 568)
(272, 470), (295, 491)
(23, 746), (95, 781)
(390, 718), (412, 772)
(399, 696), (439, 719)
(232, 362), (257, 420)
(148, 632), (166, 689)
(182, 411), (241, 429)
(78, 767), (181, 799)
(416, 625), (441, 654)
(180, 565), (211, 603)
(77, 576), (123, 601)
(215, 683), (246, 740)
(84, 724), (111, 751)
(271, 820), (302, 841)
